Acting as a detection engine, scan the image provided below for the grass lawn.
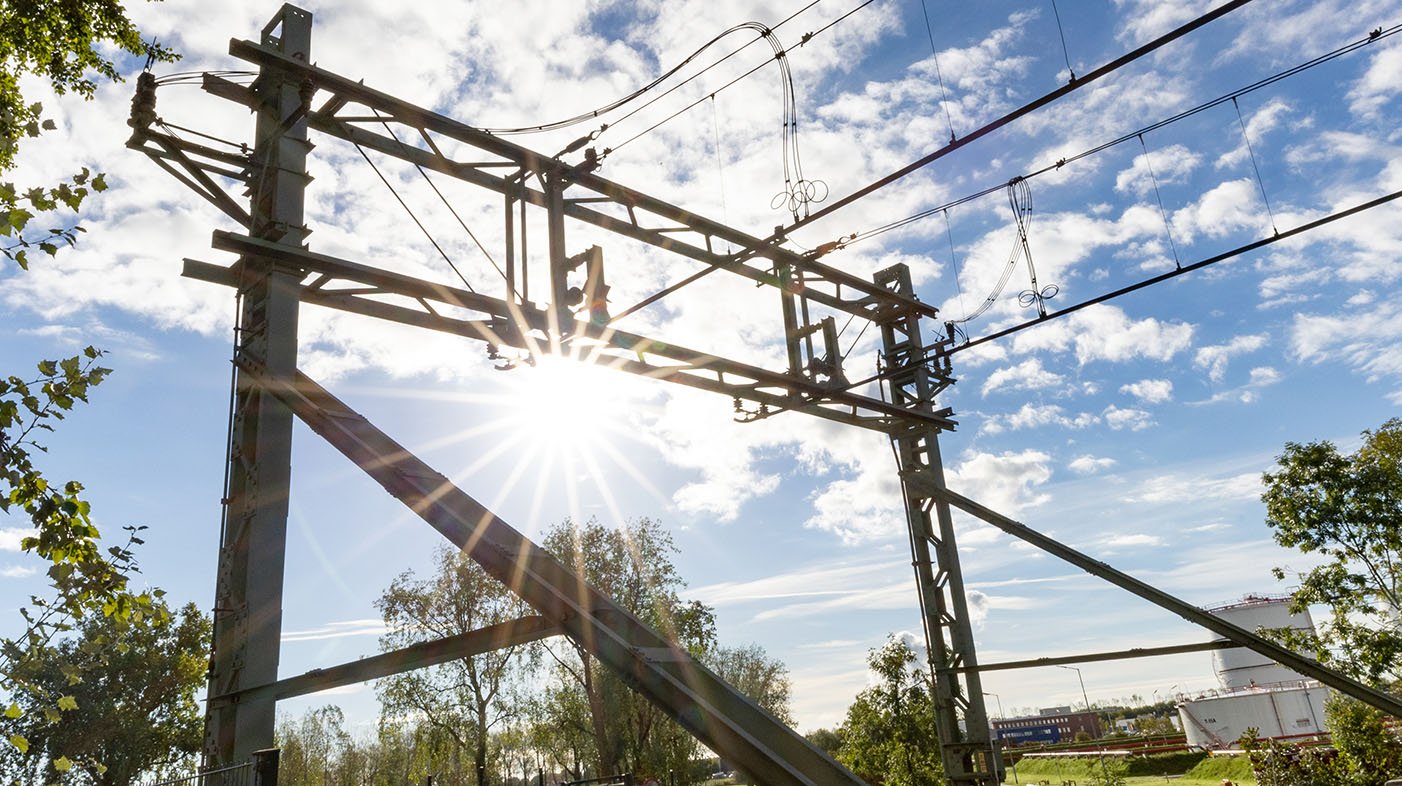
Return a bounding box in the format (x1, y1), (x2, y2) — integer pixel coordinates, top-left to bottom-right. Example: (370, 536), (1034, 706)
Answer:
(1003, 773), (1256, 778)
(1008, 754), (1256, 786)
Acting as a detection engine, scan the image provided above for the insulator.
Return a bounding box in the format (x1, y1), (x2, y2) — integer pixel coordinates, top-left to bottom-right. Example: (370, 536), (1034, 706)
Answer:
(128, 72), (158, 129)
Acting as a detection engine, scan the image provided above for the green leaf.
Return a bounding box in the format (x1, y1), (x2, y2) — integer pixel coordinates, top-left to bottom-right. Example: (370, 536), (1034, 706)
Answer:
(56, 695), (78, 711)
(53, 756), (73, 772)
(8, 734), (28, 754)
(3, 702), (19, 719)
(91, 173), (107, 192)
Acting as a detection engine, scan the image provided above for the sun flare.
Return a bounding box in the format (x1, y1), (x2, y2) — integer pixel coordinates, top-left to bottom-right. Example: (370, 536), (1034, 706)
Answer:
(497, 354), (632, 456)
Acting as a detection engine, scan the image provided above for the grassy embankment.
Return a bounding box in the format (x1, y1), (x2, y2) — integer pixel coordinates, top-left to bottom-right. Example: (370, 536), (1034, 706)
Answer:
(1006, 753), (1255, 785)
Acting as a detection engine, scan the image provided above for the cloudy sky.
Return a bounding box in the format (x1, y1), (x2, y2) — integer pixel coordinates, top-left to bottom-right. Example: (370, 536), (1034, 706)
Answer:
(2, 0), (1401, 734)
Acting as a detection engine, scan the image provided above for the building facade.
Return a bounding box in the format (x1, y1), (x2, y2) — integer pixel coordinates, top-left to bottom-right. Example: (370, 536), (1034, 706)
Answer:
(993, 708), (1102, 745)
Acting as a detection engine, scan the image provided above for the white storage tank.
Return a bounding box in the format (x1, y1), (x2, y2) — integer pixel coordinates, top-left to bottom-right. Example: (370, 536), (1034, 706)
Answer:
(1208, 595), (1315, 690)
(1178, 682), (1329, 748)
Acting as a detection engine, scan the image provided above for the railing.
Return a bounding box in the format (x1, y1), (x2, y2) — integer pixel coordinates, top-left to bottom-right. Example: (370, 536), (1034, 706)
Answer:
(144, 749), (278, 786)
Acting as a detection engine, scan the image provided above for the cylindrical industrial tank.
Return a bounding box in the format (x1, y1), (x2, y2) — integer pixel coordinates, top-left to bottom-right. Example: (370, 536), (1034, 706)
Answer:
(1208, 596), (1315, 690)
(1178, 683), (1330, 748)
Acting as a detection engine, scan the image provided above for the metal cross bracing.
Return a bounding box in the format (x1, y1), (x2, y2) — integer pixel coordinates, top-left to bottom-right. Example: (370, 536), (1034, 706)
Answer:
(126, 4), (1402, 786)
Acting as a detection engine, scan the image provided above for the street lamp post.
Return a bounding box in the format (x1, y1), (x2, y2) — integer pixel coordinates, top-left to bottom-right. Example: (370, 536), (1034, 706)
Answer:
(983, 692), (1017, 785)
(1057, 665), (1110, 782)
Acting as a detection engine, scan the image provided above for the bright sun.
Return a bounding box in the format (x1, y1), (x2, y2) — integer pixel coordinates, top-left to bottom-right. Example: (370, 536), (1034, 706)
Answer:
(498, 354), (630, 456)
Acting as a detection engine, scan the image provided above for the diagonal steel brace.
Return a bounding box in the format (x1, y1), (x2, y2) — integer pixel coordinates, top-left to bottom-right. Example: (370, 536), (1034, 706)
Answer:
(242, 361), (867, 786)
(926, 484), (1402, 718)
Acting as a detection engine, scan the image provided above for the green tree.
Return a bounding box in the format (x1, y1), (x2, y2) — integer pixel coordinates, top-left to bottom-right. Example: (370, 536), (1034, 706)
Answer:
(804, 728), (842, 756)
(708, 644), (792, 725)
(835, 635), (943, 786)
(276, 706), (353, 786)
(1, 0), (177, 762)
(1262, 418), (1402, 683)
(1323, 693), (1402, 786)
(0, 0), (173, 267)
(0, 600), (208, 786)
(1240, 728), (1347, 786)
(376, 545), (537, 786)
(537, 517), (716, 781)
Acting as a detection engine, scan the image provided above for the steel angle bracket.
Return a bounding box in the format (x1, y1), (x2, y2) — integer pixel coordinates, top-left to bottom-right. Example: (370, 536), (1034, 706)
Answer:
(238, 361), (866, 786)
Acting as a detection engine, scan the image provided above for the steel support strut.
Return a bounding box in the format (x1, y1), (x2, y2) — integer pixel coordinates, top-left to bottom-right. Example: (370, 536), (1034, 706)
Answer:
(873, 264), (999, 786)
(930, 485), (1402, 719)
(204, 4), (312, 767)
(244, 364), (867, 786)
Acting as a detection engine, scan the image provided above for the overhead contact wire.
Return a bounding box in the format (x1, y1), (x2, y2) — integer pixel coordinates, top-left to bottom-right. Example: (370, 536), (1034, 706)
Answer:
(838, 188), (1402, 392)
(945, 187), (1402, 355)
(750, 0), (1258, 250)
(844, 22), (1400, 248)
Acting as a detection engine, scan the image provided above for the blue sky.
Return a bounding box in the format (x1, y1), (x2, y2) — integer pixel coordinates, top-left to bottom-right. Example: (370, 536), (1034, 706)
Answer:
(2, 0), (1401, 735)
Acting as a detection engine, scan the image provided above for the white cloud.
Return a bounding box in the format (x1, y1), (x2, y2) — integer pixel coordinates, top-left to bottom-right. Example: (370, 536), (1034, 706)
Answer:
(1349, 45), (1402, 119)
(1194, 334), (1267, 382)
(1012, 305), (1194, 365)
(0, 528), (34, 552)
(1125, 472), (1261, 504)
(1214, 98), (1293, 170)
(1115, 145), (1201, 196)
(948, 449), (1054, 519)
(0, 565), (38, 578)
(1102, 533), (1164, 549)
(1068, 455), (1117, 475)
(1104, 405), (1152, 431)
(1248, 367), (1281, 387)
(1112, 0), (1214, 45)
(982, 358), (1065, 397)
(1292, 299), (1402, 402)
(1120, 378), (1173, 404)
(981, 403), (1097, 435)
(1171, 179), (1267, 243)
(282, 619), (387, 642)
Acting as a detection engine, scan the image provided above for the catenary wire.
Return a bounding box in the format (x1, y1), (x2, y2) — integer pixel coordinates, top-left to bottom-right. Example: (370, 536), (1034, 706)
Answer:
(478, 0), (824, 135)
(943, 187), (1402, 355)
(839, 187), (1402, 392)
(351, 141), (477, 294)
(842, 22), (1400, 248)
(918, 0), (958, 142)
(370, 110), (511, 288)
(731, 0), (1258, 260)
(605, 0), (881, 156)
(1232, 95), (1280, 235)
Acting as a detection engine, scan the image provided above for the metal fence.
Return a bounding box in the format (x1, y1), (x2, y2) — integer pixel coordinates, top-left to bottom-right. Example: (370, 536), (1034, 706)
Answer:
(143, 750), (278, 786)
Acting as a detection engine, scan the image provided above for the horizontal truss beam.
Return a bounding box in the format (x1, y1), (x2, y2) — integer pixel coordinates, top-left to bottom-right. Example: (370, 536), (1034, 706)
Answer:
(187, 230), (953, 433)
(208, 615), (557, 708)
(928, 485), (1402, 718)
(961, 640), (1239, 673)
(247, 363), (865, 786)
(217, 40), (939, 322)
